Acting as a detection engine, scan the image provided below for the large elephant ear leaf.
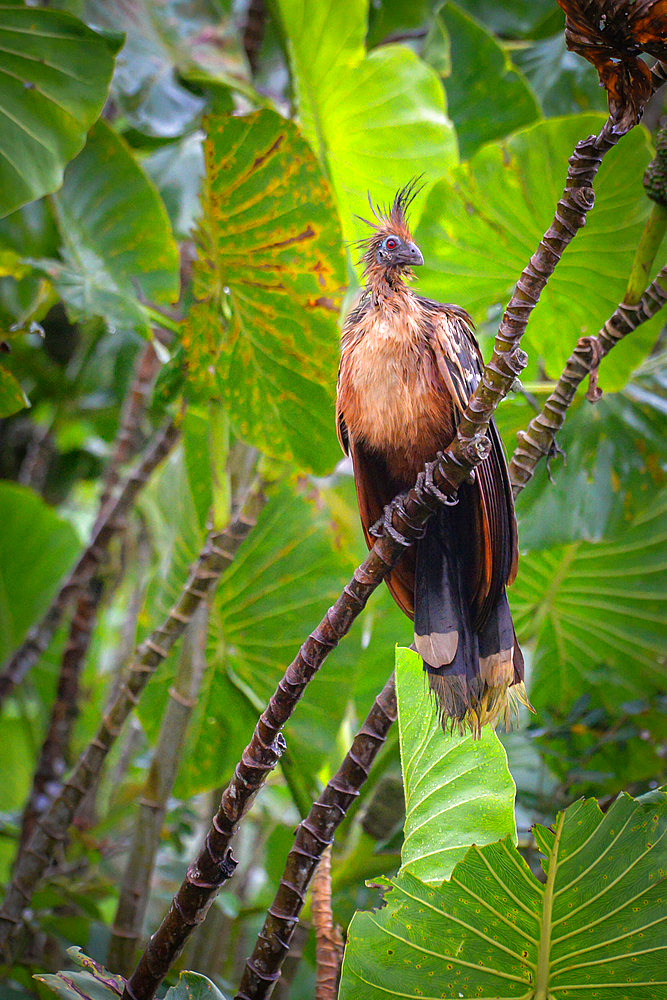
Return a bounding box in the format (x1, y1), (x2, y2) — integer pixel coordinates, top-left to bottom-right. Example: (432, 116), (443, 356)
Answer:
(396, 646), (516, 884)
(187, 109), (346, 474)
(0, 7), (119, 218)
(339, 791), (666, 999)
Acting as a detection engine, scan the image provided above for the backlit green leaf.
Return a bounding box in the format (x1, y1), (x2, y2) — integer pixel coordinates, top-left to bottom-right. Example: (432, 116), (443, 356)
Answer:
(415, 115), (664, 389)
(0, 365), (28, 417)
(396, 646), (516, 884)
(189, 109), (346, 474)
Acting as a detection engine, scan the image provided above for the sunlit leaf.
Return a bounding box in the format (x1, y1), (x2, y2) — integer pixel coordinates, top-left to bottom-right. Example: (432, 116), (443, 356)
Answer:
(415, 114), (664, 389)
(0, 365), (28, 417)
(275, 0), (458, 247)
(35, 947), (124, 1000)
(0, 6), (118, 217)
(425, 3), (540, 159)
(189, 109), (346, 474)
(396, 646), (517, 884)
(39, 119), (180, 336)
(340, 792), (666, 999)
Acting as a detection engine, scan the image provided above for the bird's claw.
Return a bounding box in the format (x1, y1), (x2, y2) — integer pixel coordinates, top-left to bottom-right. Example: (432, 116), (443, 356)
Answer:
(370, 493), (425, 546)
(546, 439), (566, 483)
(423, 455), (459, 507)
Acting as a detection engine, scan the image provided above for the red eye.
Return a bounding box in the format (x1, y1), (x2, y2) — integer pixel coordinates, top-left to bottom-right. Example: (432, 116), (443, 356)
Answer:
(386, 238), (398, 250)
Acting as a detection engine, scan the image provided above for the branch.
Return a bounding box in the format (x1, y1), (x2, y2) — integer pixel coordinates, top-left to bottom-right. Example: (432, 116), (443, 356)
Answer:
(0, 418), (179, 708)
(107, 604), (210, 976)
(0, 485), (265, 957)
(120, 114), (627, 1000)
(236, 674), (397, 1000)
(509, 267), (667, 495)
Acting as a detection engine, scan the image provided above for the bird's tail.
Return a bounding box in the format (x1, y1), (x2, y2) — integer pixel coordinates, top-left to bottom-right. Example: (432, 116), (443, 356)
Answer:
(413, 516), (530, 737)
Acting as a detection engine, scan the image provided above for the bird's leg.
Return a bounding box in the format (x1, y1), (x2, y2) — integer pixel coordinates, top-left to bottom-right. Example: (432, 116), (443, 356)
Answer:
(545, 439), (566, 483)
(422, 452), (461, 507)
(369, 491), (426, 547)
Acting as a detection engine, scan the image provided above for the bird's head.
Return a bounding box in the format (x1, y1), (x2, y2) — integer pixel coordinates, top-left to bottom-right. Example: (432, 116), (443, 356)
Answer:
(358, 179), (424, 285)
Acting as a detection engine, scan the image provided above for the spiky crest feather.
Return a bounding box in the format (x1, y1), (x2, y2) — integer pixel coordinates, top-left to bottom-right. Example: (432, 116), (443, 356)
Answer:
(356, 177), (424, 279)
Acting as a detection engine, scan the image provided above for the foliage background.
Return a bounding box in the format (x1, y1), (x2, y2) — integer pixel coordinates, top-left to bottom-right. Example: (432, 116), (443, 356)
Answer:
(0, 0), (664, 997)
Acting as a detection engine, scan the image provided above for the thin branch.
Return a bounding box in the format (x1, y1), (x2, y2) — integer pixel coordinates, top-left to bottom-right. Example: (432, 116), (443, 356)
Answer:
(236, 675), (397, 1000)
(120, 114), (624, 1000)
(0, 419), (179, 709)
(0, 485), (266, 956)
(107, 604), (210, 976)
(509, 268), (667, 496)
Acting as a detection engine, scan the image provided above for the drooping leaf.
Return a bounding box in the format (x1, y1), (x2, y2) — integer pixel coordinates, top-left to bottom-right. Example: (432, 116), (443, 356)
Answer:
(415, 114), (664, 389)
(275, 0), (458, 247)
(340, 791), (667, 999)
(396, 646), (517, 884)
(513, 492), (667, 714)
(0, 482), (79, 664)
(189, 109), (346, 474)
(424, 3), (540, 159)
(0, 6), (118, 218)
(557, 0), (667, 131)
(38, 119), (180, 336)
(84, 0), (249, 139)
(35, 947), (124, 1000)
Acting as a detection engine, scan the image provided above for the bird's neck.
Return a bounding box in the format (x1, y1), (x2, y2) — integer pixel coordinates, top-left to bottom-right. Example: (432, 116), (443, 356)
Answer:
(365, 269), (415, 310)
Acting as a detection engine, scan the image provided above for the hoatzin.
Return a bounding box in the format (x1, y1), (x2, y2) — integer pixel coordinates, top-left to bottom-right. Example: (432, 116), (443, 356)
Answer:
(336, 182), (529, 735)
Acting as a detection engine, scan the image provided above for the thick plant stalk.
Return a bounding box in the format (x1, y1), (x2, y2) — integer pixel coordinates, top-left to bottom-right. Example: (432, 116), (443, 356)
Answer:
(0, 418), (179, 709)
(509, 266), (667, 495)
(121, 114), (628, 1000)
(17, 582), (102, 851)
(107, 605), (210, 975)
(16, 344), (163, 850)
(311, 845), (343, 1000)
(236, 675), (397, 1000)
(0, 487), (265, 956)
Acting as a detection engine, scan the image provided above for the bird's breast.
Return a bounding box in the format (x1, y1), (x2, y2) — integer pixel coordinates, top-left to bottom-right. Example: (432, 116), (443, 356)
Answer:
(338, 307), (456, 481)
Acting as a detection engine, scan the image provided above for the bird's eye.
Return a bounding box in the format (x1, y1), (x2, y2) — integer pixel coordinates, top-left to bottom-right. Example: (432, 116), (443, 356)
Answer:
(385, 237), (398, 250)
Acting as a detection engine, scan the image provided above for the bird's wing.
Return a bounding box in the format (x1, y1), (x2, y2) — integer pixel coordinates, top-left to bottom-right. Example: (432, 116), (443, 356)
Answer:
(427, 302), (518, 628)
(350, 438), (415, 617)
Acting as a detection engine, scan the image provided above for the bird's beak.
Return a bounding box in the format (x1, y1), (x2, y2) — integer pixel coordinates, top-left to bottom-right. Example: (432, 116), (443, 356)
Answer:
(398, 241), (424, 267)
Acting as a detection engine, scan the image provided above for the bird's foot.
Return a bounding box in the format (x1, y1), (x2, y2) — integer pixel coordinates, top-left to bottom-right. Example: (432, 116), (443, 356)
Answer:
(369, 492), (425, 546)
(546, 438), (566, 483)
(422, 454), (460, 507)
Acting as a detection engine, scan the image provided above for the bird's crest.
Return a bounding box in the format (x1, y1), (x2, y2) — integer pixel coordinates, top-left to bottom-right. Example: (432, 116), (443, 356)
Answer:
(356, 178), (423, 275)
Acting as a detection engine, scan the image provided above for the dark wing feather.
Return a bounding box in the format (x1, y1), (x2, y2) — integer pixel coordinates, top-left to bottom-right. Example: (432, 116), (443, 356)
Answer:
(350, 439), (415, 618)
(424, 300), (518, 628)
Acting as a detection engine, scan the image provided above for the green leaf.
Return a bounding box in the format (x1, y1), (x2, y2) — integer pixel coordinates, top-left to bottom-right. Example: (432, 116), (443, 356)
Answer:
(41, 118), (180, 336)
(139, 484), (353, 797)
(515, 364), (667, 550)
(396, 646), (517, 884)
(0, 6), (117, 218)
(190, 109), (346, 474)
(0, 482), (79, 664)
(165, 972), (229, 1000)
(84, 0), (249, 139)
(0, 365), (28, 417)
(35, 947), (124, 1000)
(425, 3), (540, 159)
(415, 115), (663, 389)
(451, 0), (556, 36)
(275, 0), (458, 247)
(340, 792), (666, 999)
(513, 31), (608, 117)
(513, 494), (667, 714)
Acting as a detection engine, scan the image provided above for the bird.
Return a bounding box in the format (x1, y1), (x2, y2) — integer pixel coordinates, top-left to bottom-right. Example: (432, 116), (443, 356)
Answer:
(335, 181), (529, 736)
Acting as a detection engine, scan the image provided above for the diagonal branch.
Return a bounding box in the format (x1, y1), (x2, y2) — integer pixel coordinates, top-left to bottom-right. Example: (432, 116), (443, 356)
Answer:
(0, 484), (266, 956)
(0, 417), (179, 709)
(509, 266), (667, 495)
(120, 115), (626, 1000)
